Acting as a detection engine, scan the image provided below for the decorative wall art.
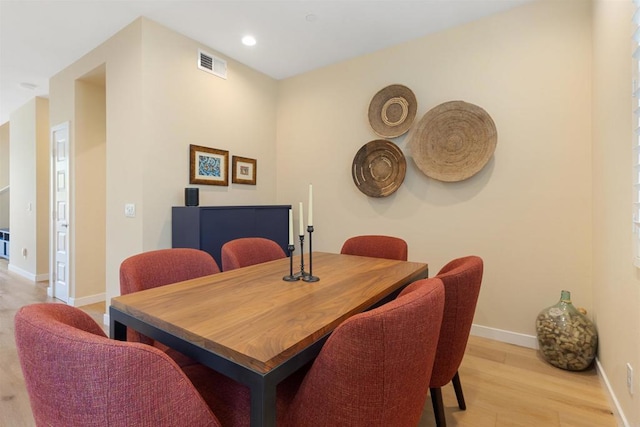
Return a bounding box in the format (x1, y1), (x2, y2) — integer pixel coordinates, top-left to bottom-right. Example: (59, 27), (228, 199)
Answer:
(352, 139), (406, 197)
(408, 100), (497, 182)
(189, 144), (229, 186)
(368, 84), (417, 138)
(232, 156), (257, 185)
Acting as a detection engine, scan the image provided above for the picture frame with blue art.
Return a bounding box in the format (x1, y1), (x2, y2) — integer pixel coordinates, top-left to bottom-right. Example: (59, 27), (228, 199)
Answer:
(189, 144), (229, 186)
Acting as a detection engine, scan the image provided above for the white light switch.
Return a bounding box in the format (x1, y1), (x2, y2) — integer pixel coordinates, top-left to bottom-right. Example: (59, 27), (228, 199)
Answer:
(124, 203), (136, 218)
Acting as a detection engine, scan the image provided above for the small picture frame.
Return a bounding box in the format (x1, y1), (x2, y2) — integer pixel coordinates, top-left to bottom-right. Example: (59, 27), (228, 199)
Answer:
(190, 144), (229, 186)
(232, 156), (257, 185)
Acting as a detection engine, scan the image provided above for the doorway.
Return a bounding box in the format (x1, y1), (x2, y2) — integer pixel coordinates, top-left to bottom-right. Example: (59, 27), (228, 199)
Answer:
(72, 66), (106, 307)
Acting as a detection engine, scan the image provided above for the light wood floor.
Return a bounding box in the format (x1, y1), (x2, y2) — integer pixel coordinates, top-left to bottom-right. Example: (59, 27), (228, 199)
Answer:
(0, 259), (617, 427)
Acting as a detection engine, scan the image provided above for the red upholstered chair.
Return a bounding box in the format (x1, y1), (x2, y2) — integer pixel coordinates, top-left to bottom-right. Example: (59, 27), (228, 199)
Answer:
(221, 237), (286, 271)
(340, 235), (408, 261)
(119, 248), (220, 363)
(402, 255), (483, 427)
(191, 277), (445, 427)
(14, 303), (222, 427)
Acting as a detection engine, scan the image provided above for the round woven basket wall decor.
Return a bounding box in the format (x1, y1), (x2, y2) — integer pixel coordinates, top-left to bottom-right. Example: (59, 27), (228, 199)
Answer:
(352, 139), (407, 197)
(368, 84), (417, 138)
(408, 100), (497, 182)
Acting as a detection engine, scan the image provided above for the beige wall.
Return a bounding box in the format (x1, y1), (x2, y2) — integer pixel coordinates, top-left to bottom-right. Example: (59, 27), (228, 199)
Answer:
(8, 97), (49, 279)
(592, 0), (639, 424)
(0, 122), (9, 229)
(278, 0), (592, 337)
(35, 98), (49, 277)
(0, 122), (8, 188)
(74, 68), (106, 300)
(49, 18), (278, 306)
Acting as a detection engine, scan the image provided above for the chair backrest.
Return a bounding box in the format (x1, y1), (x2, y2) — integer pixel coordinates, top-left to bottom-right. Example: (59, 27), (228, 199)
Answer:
(221, 237), (286, 271)
(14, 303), (221, 427)
(283, 277), (445, 427)
(339, 235), (408, 261)
(120, 248), (220, 344)
(402, 255), (483, 389)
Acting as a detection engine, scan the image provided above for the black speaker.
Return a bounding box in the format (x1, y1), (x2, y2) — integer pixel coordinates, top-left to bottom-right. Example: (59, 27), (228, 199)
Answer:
(185, 188), (199, 206)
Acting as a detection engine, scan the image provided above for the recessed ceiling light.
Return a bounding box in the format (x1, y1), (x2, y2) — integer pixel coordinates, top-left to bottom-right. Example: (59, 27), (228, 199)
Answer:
(305, 14), (317, 22)
(19, 82), (37, 90)
(242, 35), (256, 47)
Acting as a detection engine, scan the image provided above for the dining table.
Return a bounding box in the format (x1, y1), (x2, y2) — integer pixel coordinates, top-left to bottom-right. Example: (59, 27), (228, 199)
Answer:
(109, 251), (428, 427)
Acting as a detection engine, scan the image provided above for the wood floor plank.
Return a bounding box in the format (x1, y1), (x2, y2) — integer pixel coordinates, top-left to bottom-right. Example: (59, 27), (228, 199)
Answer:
(419, 335), (616, 427)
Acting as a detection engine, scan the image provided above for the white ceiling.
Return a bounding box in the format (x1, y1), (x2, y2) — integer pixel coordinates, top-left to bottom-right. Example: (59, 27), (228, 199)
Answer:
(0, 0), (531, 125)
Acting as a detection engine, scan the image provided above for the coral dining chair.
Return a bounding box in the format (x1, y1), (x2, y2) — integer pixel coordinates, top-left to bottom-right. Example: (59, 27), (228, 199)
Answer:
(221, 237), (286, 271)
(339, 235), (408, 261)
(190, 276), (445, 427)
(119, 248), (220, 363)
(402, 255), (484, 427)
(14, 303), (223, 427)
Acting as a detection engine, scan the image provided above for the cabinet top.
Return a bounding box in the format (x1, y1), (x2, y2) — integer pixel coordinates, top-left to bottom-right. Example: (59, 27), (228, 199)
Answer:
(173, 205), (291, 210)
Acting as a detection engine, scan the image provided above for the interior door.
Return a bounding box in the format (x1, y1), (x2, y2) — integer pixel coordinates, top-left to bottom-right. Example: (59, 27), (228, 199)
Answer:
(50, 123), (70, 303)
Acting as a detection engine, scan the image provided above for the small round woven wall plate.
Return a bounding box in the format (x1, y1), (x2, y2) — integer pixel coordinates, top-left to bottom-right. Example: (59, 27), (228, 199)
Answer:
(352, 139), (407, 197)
(368, 84), (417, 138)
(408, 100), (497, 182)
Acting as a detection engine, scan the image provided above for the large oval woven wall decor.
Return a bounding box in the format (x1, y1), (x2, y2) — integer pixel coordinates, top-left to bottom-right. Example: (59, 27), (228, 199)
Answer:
(352, 139), (406, 197)
(408, 100), (497, 182)
(368, 84), (417, 138)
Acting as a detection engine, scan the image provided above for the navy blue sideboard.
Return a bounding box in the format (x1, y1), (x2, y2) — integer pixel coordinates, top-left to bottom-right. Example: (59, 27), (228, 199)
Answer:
(172, 205), (291, 267)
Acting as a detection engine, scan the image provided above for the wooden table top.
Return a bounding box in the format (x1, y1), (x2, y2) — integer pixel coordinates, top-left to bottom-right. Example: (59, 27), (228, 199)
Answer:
(111, 252), (428, 373)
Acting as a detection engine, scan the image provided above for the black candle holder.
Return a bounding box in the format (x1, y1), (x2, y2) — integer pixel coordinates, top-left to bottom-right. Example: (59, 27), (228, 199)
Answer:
(293, 234), (307, 279)
(302, 225), (319, 282)
(282, 244), (298, 282)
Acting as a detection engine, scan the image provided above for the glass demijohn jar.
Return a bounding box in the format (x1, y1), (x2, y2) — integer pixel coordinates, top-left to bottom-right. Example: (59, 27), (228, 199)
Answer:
(535, 290), (597, 371)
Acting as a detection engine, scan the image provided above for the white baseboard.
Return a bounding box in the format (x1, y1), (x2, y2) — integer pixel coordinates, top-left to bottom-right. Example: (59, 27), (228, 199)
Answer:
(6, 263), (49, 282)
(69, 293), (105, 308)
(596, 358), (630, 427)
(470, 323), (539, 349)
(8, 263), (37, 281)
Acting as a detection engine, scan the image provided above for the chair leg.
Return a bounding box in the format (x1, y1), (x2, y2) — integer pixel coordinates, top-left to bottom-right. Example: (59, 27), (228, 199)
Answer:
(452, 371), (466, 410)
(430, 387), (446, 427)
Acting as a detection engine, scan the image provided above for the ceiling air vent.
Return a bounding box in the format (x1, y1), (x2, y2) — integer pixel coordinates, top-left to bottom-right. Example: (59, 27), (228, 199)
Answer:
(198, 49), (227, 80)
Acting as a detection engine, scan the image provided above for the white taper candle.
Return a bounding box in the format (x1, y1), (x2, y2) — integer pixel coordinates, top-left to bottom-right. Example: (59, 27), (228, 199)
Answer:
(299, 202), (304, 236)
(288, 208), (293, 245)
(308, 184), (313, 226)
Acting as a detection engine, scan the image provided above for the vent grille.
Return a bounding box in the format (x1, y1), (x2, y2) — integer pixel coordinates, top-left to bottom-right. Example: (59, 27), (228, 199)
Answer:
(198, 49), (227, 79)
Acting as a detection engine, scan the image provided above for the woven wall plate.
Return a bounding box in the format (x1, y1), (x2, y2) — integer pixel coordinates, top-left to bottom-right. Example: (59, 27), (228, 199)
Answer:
(352, 139), (406, 197)
(368, 84), (417, 138)
(408, 100), (497, 182)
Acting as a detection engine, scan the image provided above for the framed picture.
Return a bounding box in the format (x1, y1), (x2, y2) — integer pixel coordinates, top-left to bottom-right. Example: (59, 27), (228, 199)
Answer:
(232, 156), (257, 185)
(190, 144), (229, 186)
